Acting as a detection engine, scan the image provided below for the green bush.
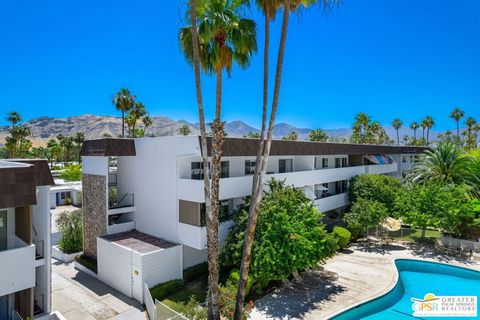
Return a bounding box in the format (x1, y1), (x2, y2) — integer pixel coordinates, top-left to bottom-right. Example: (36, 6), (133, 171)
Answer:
(56, 210), (83, 254)
(344, 198), (388, 238)
(228, 269), (253, 296)
(333, 227), (351, 249)
(150, 279), (184, 301)
(183, 262), (208, 282)
(60, 164), (82, 182)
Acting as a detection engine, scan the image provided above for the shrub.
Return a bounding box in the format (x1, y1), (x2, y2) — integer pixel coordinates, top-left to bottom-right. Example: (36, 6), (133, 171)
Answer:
(333, 227), (351, 249)
(56, 210), (83, 254)
(60, 164), (82, 182)
(228, 269), (253, 296)
(219, 280), (253, 320)
(183, 263), (208, 282)
(344, 199), (388, 238)
(150, 279), (184, 301)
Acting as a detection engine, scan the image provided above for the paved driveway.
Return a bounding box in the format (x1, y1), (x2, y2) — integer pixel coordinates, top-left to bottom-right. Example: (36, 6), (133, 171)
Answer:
(52, 260), (147, 320)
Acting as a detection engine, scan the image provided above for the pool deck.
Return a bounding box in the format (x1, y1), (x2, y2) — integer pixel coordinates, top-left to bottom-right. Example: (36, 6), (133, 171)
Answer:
(250, 240), (480, 320)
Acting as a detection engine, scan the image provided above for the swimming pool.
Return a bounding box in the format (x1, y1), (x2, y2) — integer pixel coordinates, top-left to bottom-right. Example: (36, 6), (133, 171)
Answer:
(332, 259), (480, 319)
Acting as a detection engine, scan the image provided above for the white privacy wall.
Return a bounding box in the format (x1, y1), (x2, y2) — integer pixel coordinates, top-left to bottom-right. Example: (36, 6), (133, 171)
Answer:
(183, 245), (207, 269)
(142, 245), (182, 288)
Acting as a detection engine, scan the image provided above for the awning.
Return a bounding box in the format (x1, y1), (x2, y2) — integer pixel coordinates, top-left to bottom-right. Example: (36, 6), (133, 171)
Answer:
(365, 154), (394, 165)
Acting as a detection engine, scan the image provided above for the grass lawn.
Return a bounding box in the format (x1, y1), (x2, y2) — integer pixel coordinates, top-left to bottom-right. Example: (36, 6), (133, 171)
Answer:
(395, 228), (441, 243)
(161, 274), (208, 312)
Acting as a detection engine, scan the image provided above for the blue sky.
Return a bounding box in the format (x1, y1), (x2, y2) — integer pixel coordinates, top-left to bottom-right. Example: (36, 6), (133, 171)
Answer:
(0, 0), (479, 130)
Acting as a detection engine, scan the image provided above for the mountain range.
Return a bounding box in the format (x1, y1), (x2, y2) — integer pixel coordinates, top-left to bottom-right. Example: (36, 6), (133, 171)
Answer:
(0, 114), (455, 147)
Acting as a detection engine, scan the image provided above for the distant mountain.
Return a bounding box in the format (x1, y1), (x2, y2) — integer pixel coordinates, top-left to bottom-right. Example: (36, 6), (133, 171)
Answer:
(0, 114), (474, 147)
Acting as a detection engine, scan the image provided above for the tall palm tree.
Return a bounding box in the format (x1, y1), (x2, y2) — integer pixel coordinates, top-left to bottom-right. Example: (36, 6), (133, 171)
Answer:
(464, 117), (477, 152)
(410, 121), (419, 140)
(142, 115), (153, 137)
(113, 88), (135, 138)
(73, 132), (85, 163)
(234, 1), (340, 318)
(405, 142), (479, 196)
(178, 124), (191, 136)
(129, 102), (147, 138)
(180, 1), (256, 318)
(392, 118), (403, 146)
(422, 115), (434, 144)
(449, 107), (465, 138)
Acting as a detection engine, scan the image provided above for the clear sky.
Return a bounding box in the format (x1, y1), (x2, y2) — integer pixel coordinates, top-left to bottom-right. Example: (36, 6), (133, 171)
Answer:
(1, 0), (479, 130)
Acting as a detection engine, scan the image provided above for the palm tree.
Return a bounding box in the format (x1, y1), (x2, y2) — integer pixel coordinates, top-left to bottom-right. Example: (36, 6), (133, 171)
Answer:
(281, 131), (298, 140)
(142, 115), (153, 137)
(73, 132), (85, 163)
(57, 135), (73, 166)
(180, 1), (256, 318)
(410, 121), (419, 140)
(449, 107), (464, 138)
(128, 102), (147, 138)
(422, 115), (434, 144)
(113, 88), (135, 138)
(464, 117), (477, 152)
(234, 1), (340, 318)
(6, 111), (22, 131)
(392, 118), (403, 146)
(405, 142), (479, 196)
(178, 124), (191, 136)
(309, 129), (329, 142)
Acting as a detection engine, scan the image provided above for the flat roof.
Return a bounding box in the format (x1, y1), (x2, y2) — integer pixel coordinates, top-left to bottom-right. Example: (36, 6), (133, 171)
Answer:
(80, 138), (136, 157)
(101, 230), (178, 254)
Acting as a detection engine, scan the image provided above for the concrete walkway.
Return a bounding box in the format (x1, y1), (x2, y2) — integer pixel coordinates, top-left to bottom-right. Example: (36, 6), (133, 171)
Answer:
(52, 260), (147, 320)
(251, 240), (480, 320)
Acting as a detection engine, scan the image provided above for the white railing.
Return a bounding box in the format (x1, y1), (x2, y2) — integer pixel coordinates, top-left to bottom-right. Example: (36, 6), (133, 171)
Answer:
(178, 220), (234, 251)
(438, 236), (480, 252)
(315, 193), (349, 213)
(156, 299), (188, 320)
(107, 221), (135, 235)
(367, 163), (398, 174)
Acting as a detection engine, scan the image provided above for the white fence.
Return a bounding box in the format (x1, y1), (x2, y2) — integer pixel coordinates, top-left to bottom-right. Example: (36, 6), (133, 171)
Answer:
(438, 236), (480, 252)
(155, 299), (188, 320)
(144, 282), (157, 320)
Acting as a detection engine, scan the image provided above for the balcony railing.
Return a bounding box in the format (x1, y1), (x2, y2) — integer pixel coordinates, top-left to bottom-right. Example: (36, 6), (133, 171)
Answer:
(109, 193), (134, 209)
(108, 172), (118, 186)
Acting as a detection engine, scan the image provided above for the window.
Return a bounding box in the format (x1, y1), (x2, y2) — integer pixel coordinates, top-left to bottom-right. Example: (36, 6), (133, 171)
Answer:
(0, 210), (7, 251)
(279, 159), (293, 173)
(335, 158), (347, 168)
(342, 158), (348, 167)
(314, 183), (330, 199)
(191, 162), (204, 180)
(60, 192), (71, 200)
(335, 180), (348, 194)
(245, 160), (256, 175)
(322, 158), (329, 168)
(335, 158), (341, 168)
(221, 161), (229, 178)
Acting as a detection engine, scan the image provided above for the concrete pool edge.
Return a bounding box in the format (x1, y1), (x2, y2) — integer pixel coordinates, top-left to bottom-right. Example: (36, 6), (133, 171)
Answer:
(326, 257), (480, 319)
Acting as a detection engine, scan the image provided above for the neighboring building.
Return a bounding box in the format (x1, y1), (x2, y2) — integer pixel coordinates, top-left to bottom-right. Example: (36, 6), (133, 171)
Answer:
(49, 180), (82, 209)
(0, 159), (54, 320)
(80, 137), (426, 302)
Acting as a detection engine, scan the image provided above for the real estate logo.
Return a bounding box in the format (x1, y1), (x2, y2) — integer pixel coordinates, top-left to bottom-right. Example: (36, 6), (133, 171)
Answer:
(411, 293), (477, 317)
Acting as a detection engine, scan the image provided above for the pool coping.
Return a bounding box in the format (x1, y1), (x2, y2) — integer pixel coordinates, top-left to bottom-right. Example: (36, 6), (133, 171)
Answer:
(325, 257), (480, 319)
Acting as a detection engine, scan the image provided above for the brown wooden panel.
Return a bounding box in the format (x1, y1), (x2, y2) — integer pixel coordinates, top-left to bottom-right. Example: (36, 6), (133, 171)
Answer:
(179, 200), (201, 226)
(15, 206), (32, 244)
(15, 287), (33, 320)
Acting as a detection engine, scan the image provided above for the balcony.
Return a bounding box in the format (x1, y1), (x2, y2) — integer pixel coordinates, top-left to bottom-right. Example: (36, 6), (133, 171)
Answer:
(178, 220), (234, 250)
(108, 193), (135, 215)
(314, 193), (349, 212)
(367, 163), (398, 174)
(107, 221), (136, 235)
(0, 237), (36, 296)
(178, 166), (367, 202)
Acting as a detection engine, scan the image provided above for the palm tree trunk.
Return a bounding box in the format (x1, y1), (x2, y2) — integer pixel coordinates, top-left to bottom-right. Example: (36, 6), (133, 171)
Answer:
(122, 110), (125, 138)
(427, 128), (430, 144)
(189, 1), (215, 319)
(396, 130), (399, 146)
(234, 2), (291, 318)
(414, 129), (417, 140)
(457, 121), (460, 137)
(206, 66), (224, 320)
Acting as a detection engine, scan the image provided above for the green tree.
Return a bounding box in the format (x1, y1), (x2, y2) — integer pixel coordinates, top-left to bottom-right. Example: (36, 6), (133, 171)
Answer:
(410, 121), (419, 140)
(349, 174), (403, 217)
(127, 102), (147, 138)
(178, 124), (192, 136)
(57, 135), (74, 166)
(309, 129), (329, 142)
(56, 210), (83, 254)
(113, 88), (136, 138)
(6, 111), (22, 131)
(344, 198), (388, 238)
(243, 131), (260, 139)
(449, 107), (465, 138)
(46, 139), (62, 167)
(281, 131), (298, 141)
(405, 142), (479, 196)
(221, 179), (337, 290)
(350, 113), (391, 145)
(392, 118), (403, 146)
(60, 164), (82, 182)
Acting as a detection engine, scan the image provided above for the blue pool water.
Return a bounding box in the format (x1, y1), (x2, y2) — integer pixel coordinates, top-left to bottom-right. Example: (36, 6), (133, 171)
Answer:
(332, 259), (480, 320)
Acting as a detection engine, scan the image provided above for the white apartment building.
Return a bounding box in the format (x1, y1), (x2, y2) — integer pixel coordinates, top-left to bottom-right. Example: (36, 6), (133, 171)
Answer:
(80, 136), (425, 302)
(0, 160), (54, 320)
